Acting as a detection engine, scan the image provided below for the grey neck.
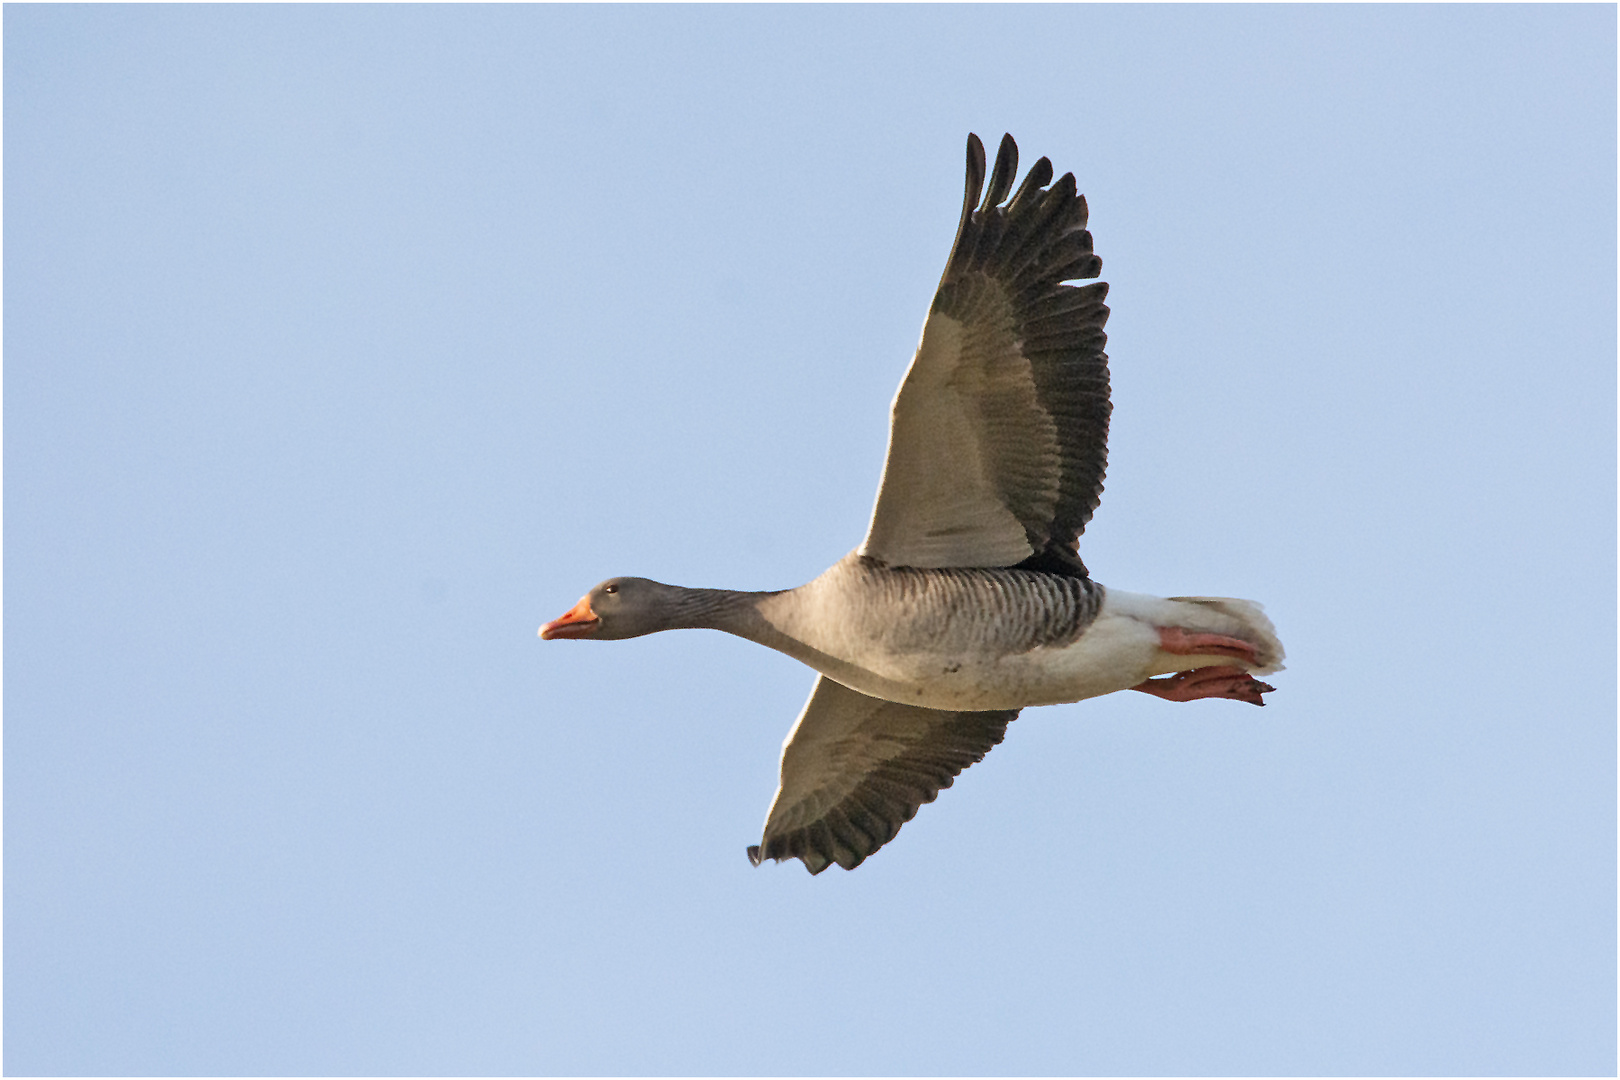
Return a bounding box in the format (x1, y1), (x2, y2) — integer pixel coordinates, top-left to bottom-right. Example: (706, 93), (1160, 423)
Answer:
(642, 579), (823, 669)
(660, 585), (778, 640)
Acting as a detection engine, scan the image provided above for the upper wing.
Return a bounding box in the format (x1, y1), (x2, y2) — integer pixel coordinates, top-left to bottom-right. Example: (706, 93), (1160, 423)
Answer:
(747, 676), (1019, 874)
(860, 133), (1112, 572)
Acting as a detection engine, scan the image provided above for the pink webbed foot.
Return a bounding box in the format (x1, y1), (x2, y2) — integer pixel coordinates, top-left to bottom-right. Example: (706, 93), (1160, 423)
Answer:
(1157, 626), (1260, 665)
(1132, 666), (1276, 707)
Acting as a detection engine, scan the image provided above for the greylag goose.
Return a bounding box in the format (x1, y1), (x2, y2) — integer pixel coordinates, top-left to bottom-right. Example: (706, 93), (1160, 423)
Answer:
(541, 134), (1284, 874)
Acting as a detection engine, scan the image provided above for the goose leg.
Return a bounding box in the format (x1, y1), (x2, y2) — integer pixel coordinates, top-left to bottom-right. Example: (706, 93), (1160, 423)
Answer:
(1157, 626), (1259, 664)
(1132, 666), (1275, 706)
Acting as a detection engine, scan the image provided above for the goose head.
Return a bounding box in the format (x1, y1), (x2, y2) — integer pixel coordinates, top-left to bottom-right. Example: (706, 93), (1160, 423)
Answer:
(539, 577), (687, 641)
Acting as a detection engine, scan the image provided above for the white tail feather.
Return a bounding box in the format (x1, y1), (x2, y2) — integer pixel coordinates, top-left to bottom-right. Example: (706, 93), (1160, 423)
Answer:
(1165, 596), (1286, 675)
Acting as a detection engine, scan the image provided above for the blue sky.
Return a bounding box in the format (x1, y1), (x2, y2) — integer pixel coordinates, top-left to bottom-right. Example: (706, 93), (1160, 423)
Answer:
(6, 5), (1614, 1075)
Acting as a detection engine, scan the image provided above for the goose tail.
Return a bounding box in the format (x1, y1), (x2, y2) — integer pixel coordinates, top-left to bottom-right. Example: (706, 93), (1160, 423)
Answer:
(1165, 596), (1286, 676)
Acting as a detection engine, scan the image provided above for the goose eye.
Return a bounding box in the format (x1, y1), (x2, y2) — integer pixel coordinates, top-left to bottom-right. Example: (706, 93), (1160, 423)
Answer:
(603, 584), (619, 595)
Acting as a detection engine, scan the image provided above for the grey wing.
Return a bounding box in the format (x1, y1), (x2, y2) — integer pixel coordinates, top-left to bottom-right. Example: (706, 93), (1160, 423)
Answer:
(860, 133), (1112, 574)
(747, 676), (1019, 874)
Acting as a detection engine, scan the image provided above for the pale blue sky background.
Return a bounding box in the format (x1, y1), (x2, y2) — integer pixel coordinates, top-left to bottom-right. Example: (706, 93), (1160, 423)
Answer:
(6, 5), (1614, 1076)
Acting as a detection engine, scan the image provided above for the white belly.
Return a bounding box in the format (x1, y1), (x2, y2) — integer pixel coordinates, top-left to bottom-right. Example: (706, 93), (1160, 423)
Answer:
(859, 606), (1166, 710)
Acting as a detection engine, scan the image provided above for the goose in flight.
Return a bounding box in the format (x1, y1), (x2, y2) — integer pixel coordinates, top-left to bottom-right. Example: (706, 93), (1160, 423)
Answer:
(541, 134), (1283, 874)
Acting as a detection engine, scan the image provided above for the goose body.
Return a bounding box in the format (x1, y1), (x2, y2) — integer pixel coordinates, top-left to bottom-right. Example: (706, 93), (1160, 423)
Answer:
(749, 555), (1280, 712)
(542, 135), (1284, 874)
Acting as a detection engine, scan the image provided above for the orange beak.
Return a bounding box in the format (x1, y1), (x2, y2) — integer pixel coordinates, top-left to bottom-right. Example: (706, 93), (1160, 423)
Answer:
(539, 595), (600, 640)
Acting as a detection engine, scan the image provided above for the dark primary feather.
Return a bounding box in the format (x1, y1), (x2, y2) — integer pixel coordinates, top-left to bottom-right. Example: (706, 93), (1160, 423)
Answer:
(748, 677), (1019, 874)
(934, 133), (1113, 576)
(980, 132), (1019, 211)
